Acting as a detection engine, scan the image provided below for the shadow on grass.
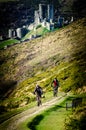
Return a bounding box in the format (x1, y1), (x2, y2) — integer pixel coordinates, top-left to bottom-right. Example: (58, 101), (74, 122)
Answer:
(27, 105), (65, 130)
(27, 115), (44, 130)
(27, 96), (75, 130)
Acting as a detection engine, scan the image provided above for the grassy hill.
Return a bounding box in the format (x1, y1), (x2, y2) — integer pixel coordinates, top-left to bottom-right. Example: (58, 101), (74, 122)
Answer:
(22, 25), (50, 41)
(0, 17), (86, 111)
(0, 38), (19, 49)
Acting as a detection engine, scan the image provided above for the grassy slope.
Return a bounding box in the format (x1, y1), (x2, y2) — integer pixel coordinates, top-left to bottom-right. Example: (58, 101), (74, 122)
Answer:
(17, 96), (72, 130)
(22, 26), (50, 40)
(0, 39), (19, 49)
(0, 17), (86, 110)
(18, 94), (85, 130)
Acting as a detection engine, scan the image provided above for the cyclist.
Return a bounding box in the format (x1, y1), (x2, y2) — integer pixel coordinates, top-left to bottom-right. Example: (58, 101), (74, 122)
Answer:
(51, 78), (59, 97)
(34, 84), (43, 106)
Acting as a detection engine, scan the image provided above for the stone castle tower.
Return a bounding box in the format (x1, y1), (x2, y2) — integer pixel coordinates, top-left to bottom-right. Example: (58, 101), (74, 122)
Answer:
(35, 3), (54, 25)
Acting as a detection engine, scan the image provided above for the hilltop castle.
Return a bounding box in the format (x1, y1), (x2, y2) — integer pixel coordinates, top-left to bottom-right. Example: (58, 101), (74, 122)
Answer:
(8, 3), (55, 39)
(8, 2), (73, 40)
(34, 3), (54, 30)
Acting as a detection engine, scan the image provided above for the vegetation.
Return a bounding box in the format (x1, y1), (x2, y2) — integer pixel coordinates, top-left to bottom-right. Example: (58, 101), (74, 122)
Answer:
(0, 17), (86, 109)
(65, 107), (86, 130)
(27, 98), (71, 130)
(65, 94), (86, 130)
(0, 91), (54, 124)
(0, 17), (86, 129)
(0, 38), (19, 49)
(16, 95), (80, 130)
(22, 26), (50, 41)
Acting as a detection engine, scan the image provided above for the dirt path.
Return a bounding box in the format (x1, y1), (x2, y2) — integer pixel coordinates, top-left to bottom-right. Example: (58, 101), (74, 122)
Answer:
(0, 93), (67, 130)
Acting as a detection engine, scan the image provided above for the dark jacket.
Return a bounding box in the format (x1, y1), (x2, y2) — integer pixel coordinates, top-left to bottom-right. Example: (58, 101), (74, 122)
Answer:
(34, 85), (43, 97)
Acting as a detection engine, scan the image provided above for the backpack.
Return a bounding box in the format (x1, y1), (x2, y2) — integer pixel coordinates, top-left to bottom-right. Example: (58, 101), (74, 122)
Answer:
(39, 87), (43, 95)
(53, 79), (59, 87)
(36, 86), (43, 95)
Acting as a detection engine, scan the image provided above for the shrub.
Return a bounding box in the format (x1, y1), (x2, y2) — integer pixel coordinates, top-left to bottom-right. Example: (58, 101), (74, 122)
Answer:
(65, 105), (86, 130)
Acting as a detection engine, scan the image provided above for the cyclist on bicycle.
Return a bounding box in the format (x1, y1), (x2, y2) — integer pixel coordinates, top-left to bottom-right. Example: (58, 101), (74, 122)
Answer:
(51, 78), (59, 97)
(34, 84), (43, 106)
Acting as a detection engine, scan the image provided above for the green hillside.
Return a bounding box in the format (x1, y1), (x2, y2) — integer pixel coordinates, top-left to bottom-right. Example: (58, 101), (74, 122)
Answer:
(22, 25), (50, 41)
(0, 38), (19, 49)
(0, 17), (86, 112)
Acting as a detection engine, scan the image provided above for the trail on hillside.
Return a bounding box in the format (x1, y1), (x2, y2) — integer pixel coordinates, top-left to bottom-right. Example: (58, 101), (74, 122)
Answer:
(0, 93), (67, 130)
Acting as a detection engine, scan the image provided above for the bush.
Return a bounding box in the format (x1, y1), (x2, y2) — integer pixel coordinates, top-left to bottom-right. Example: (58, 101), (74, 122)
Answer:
(65, 106), (86, 130)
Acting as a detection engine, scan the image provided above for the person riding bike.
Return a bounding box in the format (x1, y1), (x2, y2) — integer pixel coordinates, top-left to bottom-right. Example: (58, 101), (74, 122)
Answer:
(51, 78), (59, 97)
(34, 84), (43, 106)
